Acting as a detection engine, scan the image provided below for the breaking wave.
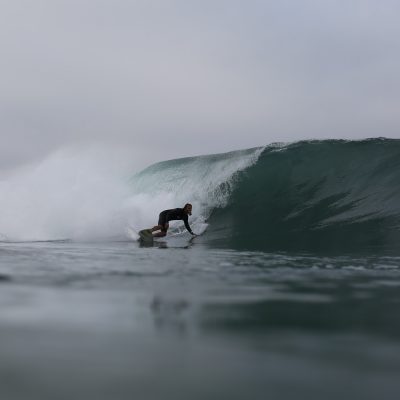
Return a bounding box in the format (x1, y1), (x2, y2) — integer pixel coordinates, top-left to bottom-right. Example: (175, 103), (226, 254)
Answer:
(2, 138), (400, 253)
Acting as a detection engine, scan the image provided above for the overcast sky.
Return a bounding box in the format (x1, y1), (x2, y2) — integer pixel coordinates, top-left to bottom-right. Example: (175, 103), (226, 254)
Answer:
(1, 0), (399, 171)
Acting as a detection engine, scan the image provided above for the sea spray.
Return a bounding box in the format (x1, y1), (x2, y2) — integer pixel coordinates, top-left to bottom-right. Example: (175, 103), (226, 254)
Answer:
(0, 147), (133, 241)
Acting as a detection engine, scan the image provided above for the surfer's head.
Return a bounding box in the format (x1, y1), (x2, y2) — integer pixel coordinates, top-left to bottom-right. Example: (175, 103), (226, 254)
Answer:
(183, 203), (192, 215)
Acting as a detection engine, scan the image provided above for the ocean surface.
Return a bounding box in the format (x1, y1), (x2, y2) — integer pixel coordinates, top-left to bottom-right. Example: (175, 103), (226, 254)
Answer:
(1, 139), (400, 400)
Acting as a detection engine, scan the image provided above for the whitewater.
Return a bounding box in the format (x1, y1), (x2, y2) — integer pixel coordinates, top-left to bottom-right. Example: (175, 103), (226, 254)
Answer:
(1, 139), (400, 400)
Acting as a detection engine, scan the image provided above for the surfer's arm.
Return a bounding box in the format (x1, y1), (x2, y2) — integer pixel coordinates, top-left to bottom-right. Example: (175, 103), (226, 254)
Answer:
(183, 216), (194, 235)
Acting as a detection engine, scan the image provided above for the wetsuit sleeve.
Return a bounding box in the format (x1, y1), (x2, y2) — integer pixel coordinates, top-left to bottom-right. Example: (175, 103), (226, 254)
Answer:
(183, 215), (193, 234)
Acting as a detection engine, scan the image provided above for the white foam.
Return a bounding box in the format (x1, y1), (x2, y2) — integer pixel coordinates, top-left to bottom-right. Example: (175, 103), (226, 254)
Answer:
(0, 147), (132, 241)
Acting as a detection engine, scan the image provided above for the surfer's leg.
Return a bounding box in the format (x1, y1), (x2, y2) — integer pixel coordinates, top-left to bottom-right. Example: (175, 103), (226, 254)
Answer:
(153, 223), (169, 237)
(150, 225), (162, 232)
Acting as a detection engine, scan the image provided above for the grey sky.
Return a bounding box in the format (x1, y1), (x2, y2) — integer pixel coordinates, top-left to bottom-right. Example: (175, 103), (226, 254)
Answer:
(1, 0), (399, 171)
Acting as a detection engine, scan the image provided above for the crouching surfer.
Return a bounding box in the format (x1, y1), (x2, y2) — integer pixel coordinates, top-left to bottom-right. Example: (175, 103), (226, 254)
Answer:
(143, 203), (196, 238)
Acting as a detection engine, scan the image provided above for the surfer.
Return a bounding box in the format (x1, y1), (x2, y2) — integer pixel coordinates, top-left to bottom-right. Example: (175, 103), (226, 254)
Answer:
(149, 203), (196, 237)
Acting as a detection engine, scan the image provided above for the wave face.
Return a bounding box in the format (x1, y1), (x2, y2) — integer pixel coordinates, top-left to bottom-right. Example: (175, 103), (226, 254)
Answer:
(205, 139), (400, 253)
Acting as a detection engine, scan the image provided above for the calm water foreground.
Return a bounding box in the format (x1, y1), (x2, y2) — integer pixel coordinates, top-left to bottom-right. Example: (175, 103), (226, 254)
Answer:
(1, 240), (400, 400)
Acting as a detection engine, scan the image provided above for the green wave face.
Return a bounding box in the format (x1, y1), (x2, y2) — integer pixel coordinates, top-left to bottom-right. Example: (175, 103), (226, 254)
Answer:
(206, 139), (400, 253)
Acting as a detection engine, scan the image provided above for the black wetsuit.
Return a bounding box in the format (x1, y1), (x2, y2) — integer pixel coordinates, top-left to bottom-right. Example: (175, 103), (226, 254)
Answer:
(158, 208), (193, 234)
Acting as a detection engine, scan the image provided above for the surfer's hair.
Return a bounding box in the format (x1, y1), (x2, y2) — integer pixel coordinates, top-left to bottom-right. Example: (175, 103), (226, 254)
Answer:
(184, 203), (192, 209)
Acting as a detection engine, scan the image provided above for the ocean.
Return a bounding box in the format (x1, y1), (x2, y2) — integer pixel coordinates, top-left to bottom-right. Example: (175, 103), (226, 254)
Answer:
(1, 139), (400, 400)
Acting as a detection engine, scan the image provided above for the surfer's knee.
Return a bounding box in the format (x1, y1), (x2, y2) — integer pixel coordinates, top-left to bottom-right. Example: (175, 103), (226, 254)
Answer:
(160, 223), (169, 234)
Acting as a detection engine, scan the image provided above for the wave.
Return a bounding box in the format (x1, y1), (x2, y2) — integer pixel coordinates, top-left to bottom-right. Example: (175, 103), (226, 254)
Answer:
(130, 138), (400, 253)
(1, 138), (400, 253)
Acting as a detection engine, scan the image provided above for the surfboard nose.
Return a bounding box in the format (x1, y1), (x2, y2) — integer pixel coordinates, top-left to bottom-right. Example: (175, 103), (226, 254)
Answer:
(138, 229), (154, 243)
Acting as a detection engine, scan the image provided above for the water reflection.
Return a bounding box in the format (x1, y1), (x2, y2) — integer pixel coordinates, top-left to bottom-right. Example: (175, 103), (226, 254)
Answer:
(139, 240), (194, 249)
(151, 296), (191, 335)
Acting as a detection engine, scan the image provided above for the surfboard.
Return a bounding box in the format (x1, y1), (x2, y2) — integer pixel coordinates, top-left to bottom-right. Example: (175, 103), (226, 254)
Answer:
(138, 229), (154, 244)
